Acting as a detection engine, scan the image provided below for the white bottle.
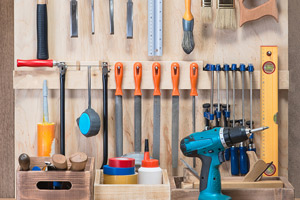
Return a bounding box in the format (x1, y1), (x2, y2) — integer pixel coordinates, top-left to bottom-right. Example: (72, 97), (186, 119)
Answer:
(138, 139), (162, 184)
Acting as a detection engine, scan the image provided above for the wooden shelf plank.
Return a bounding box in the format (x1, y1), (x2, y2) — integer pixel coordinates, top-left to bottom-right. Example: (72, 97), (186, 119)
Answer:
(14, 61), (289, 90)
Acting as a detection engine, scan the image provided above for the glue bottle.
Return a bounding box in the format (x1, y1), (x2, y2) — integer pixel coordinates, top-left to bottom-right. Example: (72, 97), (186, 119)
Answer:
(138, 139), (162, 184)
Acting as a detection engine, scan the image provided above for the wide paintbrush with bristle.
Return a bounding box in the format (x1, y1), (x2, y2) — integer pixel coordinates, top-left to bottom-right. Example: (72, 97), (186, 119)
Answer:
(182, 0), (195, 54)
(201, 0), (213, 24)
(215, 0), (237, 30)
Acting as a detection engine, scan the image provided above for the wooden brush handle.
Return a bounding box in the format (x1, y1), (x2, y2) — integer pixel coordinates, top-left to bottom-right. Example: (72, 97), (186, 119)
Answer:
(239, 0), (278, 27)
(183, 0), (193, 21)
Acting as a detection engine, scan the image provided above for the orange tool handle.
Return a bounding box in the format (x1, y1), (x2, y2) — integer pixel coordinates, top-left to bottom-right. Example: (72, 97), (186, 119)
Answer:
(152, 62), (161, 96)
(190, 63), (198, 96)
(171, 62), (180, 96)
(183, 0), (193, 21)
(115, 62), (123, 96)
(134, 62), (142, 96)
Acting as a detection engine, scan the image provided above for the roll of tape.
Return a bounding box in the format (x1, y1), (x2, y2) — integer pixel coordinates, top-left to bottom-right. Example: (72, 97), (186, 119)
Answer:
(103, 165), (135, 175)
(104, 173), (138, 184)
(109, 157), (135, 168)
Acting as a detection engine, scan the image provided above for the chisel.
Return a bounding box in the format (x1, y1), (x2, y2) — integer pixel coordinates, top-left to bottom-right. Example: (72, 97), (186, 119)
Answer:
(134, 62), (142, 152)
(70, 0), (78, 37)
(171, 62), (180, 175)
(127, 0), (133, 38)
(109, 0), (114, 34)
(189, 63), (198, 168)
(37, 0), (49, 60)
(115, 62), (124, 157)
(152, 62), (161, 160)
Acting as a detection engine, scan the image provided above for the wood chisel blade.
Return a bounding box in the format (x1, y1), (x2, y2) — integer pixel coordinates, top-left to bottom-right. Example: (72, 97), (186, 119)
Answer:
(70, 0), (78, 38)
(153, 96), (161, 160)
(172, 96), (179, 171)
(115, 95), (123, 157)
(91, 0), (95, 34)
(134, 96), (142, 152)
(109, 0), (114, 34)
(127, 0), (133, 39)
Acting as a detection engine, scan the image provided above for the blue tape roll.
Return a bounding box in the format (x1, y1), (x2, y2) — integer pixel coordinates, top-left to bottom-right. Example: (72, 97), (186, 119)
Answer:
(103, 165), (135, 175)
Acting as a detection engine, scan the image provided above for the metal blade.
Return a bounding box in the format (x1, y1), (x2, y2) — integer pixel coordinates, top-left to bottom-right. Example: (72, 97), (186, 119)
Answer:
(109, 0), (114, 34)
(172, 96), (179, 173)
(134, 96), (142, 152)
(153, 96), (161, 160)
(70, 0), (78, 38)
(180, 158), (200, 180)
(126, 0), (133, 38)
(192, 96), (196, 168)
(91, 0), (95, 34)
(115, 96), (123, 157)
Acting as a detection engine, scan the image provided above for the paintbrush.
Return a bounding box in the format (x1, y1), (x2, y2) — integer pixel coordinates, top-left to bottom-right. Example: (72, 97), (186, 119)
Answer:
(215, 0), (237, 30)
(201, 0), (213, 24)
(182, 0), (195, 54)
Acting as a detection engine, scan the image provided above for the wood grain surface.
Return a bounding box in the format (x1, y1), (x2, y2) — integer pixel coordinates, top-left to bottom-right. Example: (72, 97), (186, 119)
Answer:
(0, 0), (14, 198)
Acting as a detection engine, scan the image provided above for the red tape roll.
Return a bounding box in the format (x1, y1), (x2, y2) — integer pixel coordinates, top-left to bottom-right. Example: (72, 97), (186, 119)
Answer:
(109, 157), (135, 168)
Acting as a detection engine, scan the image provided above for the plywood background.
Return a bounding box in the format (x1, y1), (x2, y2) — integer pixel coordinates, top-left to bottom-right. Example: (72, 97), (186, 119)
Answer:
(14, 0), (288, 178)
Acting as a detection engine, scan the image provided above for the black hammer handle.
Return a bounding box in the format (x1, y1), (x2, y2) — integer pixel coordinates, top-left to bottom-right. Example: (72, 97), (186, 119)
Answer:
(37, 0), (49, 60)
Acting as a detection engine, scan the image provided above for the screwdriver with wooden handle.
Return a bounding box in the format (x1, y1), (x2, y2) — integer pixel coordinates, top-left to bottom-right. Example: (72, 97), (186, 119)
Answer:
(171, 62), (180, 175)
(115, 62), (124, 157)
(134, 62), (142, 152)
(190, 63), (198, 168)
(152, 62), (161, 160)
(37, 0), (49, 60)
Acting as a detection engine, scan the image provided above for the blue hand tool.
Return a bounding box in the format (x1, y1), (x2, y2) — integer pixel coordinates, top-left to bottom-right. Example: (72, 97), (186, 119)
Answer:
(215, 64), (222, 127)
(238, 63), (249, 175)
(180, 126), (268, 200)
(230, 64), (239, 175)
(203, 64), (216, 124)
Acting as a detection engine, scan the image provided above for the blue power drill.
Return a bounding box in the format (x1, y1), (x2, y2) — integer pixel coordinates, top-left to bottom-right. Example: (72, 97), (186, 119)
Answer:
(180, 126), (268, 200)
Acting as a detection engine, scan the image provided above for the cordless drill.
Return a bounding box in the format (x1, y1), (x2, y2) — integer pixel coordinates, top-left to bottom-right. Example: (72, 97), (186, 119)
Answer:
(180, 126), (268, 200)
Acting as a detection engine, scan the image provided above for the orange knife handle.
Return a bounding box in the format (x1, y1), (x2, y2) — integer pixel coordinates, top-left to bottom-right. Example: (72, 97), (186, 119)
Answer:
(115, 62), (123, 96)
(134, 62), (142, 96)
(171, 62), (180, 96)
(152, 62), (161, 96)
(190, 63), (198, 96)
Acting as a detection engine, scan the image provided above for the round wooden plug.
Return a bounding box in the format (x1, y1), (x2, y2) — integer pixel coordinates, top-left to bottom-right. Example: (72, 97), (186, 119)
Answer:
(69, 152), (88, 171)
(52, 154), (67, 170)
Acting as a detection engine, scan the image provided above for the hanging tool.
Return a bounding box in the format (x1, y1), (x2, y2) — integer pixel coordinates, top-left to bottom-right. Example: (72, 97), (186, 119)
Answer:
(215, 0), (237, 30)
(17, 59), (67, 155)
(230, 63), (239, 176)
(109, 0), (114, 34)
(203, 64), (215, 127)
(260, 46), (278, 176)
(127, 0), (133, 38)
(247, 64), (255, 152)
(152, 62), (161, 160)
(171, 62), (180, 175)
(70, 0), (78, 38)
(181, 126), (269, 200)
(77, 66), (101, 137)
(182, 0), (195, 54)
(37, 0), (49, 60)
(223, 64), (231, 161)
(101, 62), (110, 169)
(190, 63), (198, 168)
(215, 64), (222, 127)
(238, 0), (278, 27)
(18, 153), (30, 171)
(148, 0), (163, 56)
(238, 63), (248, 175)
(38, 80), (55, 156)
(91, 0), (95, 34)
(201, 0), (213, 24)
(134, 62), (142, 152)
(115, 62), (124, 157)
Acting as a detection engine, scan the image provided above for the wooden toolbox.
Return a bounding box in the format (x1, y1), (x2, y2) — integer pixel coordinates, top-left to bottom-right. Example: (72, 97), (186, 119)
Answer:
(16, 157), (95, 200)
(94, 169), (170, 200)
(171, 176), (294, 200)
